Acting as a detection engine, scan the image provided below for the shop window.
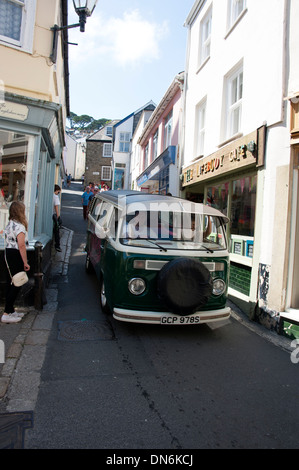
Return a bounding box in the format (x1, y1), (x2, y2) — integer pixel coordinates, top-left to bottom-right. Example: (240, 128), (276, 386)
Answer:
(207, 183), (229, 216)
(34, 143), (51, 237)
(159, 167), (170, 195)
(113, 165), (125, 190)
(231, 176), (256, 237)
(207, 175), (257, 239)
(0, 128), (35, 233)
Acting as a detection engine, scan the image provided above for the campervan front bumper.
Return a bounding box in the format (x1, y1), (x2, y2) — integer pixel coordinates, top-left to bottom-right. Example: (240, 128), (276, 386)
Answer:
(113, 306), (231, 325)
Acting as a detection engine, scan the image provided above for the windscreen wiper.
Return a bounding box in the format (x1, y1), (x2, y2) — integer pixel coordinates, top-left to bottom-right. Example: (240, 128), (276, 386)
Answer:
(144, 239), (168, 252)
(122, 238), (168, 252)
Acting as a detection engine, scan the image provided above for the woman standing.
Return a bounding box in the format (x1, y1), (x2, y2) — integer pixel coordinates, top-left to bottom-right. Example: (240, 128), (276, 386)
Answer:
(1, 202), (30, 323)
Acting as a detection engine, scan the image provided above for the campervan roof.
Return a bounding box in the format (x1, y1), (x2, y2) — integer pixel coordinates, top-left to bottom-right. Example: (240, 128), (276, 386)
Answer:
(95, 190), (229, 224)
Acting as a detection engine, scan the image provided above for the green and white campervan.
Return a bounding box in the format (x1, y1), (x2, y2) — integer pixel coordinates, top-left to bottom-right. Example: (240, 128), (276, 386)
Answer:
(85, 190), (231, 325)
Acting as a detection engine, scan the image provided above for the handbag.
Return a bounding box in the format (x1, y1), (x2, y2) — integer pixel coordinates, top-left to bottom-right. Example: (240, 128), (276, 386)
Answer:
(11, 271), (29, 287)
(4, 240), (29, 287)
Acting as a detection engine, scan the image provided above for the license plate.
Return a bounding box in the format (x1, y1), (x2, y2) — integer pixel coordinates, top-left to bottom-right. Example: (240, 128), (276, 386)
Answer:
(160, 315), (201, 325)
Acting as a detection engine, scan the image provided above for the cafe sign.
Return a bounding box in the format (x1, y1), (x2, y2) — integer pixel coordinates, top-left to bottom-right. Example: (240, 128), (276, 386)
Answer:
(182, 127), (266, 187)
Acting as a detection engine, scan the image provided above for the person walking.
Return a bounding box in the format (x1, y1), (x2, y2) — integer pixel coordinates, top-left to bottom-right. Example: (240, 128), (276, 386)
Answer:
(81, 186), (91, 220)
(53, 184), (62, 252)
(1, 201), (30, 323)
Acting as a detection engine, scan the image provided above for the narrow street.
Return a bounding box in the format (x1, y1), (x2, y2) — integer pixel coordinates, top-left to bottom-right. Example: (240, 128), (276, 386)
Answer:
(24, 183), (299, 450)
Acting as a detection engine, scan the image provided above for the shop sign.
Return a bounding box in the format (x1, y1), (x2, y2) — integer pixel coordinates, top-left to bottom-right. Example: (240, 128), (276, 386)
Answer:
(182, 129), (265, 187)
(0, 101), (29, 121)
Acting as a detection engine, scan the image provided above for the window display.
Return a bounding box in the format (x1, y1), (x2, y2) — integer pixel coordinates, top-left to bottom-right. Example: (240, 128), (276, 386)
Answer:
(0, 129), (34, 233)
(207, 182), (229, 216)
(231, 176), (256, 237)
(207, 174), (257, 244)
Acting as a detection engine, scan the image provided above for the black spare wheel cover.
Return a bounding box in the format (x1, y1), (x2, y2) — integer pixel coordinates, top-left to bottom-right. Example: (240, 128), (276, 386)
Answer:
(157, 258), (213, 316)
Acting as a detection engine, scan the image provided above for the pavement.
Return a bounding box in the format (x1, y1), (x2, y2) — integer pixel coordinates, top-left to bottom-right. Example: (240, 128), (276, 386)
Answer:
(0, 227), (73, 413)
(0, 225), (294, 414)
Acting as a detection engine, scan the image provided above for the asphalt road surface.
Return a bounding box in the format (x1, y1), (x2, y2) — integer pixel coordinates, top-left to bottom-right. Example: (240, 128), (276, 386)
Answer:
(25, 183), (299, 449)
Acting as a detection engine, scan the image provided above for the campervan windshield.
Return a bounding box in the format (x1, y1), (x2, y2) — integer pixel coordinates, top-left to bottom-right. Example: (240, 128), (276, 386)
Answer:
(119, 209), (227, 252)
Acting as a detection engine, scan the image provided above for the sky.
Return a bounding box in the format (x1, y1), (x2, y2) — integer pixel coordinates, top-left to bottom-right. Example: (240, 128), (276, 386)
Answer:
(67, 0), (195, 121)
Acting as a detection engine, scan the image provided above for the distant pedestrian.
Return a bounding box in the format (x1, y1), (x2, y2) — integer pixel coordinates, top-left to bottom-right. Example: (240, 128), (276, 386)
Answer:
(67, 174), (71, 187)
(81, 186), (91, 220)
(88, 185), (99, 211)
(53, 184), (62, 252)
(1, 201), (30, 323)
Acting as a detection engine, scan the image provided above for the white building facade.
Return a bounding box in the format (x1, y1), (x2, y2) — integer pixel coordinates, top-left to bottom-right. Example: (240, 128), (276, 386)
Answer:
(112, 102), (156, 191)
(181, 0), (299, 332)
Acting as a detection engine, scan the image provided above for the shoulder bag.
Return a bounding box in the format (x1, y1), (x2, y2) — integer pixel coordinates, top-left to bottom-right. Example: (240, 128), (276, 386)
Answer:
(4, 240), (28, 287)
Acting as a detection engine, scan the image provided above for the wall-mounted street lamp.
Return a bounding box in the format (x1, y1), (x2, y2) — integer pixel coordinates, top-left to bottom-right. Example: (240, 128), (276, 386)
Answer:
(50, 0), (98, 63)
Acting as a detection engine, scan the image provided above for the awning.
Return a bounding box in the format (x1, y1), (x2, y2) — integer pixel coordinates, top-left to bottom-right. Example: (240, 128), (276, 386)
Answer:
(137, 146), (176, 187)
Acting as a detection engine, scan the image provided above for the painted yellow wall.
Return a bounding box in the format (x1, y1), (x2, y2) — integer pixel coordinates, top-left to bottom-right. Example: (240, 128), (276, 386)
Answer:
(0, 0), (66, 120)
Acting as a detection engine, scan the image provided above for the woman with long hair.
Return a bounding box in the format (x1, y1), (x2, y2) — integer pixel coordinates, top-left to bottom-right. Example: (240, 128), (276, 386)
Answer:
(1, 201), (30, 323)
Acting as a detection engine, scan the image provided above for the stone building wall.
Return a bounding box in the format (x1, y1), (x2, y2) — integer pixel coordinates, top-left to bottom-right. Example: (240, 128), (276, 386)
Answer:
(85, 140), (112, 187)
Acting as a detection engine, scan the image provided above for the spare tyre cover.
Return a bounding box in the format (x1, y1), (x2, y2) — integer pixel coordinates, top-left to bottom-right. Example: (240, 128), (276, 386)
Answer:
(157, 258), (212, 316)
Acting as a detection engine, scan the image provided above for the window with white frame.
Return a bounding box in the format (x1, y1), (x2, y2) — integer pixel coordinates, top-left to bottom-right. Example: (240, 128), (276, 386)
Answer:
(228, 0), (246, 29)
(163, 110), (173, 150)
(199, 7), (212, 66)
(225, 65), (243, 139)
(103, 143), (112, 157)
(0, 0), (36, 52)
(144, 143), (149, 169)
(195, 99), (207, 157)
(119, 132), (131, 152)
(153, 129), (159, 160)
(106, 126), (112, 136)
(101, 166), (112, 181)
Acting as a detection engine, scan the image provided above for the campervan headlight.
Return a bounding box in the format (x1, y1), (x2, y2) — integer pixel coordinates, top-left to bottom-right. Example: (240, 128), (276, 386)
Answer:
(212, 279), (226, 296)
(128, 278), (146, 296)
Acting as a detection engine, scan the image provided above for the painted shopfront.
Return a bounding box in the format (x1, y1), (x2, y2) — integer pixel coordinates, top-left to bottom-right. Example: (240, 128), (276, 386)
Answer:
(182, 127), (266, 315)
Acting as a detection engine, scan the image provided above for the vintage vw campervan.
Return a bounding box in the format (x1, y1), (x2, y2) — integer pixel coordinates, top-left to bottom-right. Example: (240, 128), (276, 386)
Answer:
(85, 191), (230, 325)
